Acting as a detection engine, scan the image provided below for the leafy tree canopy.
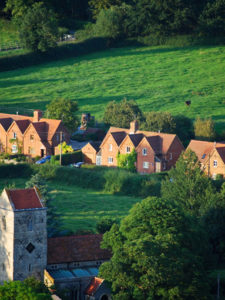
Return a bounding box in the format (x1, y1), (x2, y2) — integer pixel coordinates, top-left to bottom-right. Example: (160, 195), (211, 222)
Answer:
(103, 98), (143, 128)
(18, 2), (58, 52)
(45, 98), (79, 132)
(161, 149), (217, 215)
(194, 117), (216, 141)
(174, 115), (194, 146)
(89, 0), (125, 18)
(99, 196), (210, 299)
(140, 111), (176, 133)
(116, 149), (137, 171)
(0, 277), (51, 299)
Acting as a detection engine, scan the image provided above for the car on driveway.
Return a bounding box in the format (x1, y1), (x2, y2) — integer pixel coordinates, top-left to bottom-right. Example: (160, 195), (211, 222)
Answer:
(36, 155), (51, 164)
(70, 162), (84, 168)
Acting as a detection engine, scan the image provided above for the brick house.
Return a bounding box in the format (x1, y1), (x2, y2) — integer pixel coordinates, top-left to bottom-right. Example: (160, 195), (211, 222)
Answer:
(187, 140), (225, 178)
(82, 142), (101, 164)
(82, 121), (184, 174)
(0, 110), (70, 157)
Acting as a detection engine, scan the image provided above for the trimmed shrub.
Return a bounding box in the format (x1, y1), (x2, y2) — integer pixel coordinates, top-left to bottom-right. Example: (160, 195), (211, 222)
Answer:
(0, 163), (33, 178)
(53, 150), (82, 165)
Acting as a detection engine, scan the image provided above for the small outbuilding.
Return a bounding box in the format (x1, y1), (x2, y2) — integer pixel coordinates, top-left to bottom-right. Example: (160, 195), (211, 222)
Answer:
(82, 142), (101, 164)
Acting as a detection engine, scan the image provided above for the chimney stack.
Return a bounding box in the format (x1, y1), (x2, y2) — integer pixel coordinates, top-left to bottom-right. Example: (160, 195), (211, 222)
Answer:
(33, 110), (43, 122)
(130, 120), (139, 134)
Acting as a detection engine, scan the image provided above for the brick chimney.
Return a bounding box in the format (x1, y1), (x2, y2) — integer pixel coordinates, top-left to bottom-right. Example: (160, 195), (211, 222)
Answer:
(33, 110), (43, 122)
(130, 120), (139, 134)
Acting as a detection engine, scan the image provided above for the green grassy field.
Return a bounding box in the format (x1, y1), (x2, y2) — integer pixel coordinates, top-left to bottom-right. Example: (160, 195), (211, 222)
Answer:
(0, 44), (225, 130)
(0, 178), (141, 232)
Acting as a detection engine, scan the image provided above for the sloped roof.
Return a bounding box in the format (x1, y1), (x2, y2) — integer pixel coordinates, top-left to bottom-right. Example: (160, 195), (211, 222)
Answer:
(146, 135), (161, 153)
(47, 234), (111, 264)
(216, 147), (225, 164)
(111, 131), (127, 146)
(107, 126), (178, 153)
(0, 118), (13, 131)
(85, 277), (104, 296)
(5, 188), (43, 210)
(187, 140), (225, 163)
(90, 141), (101, 152)
(15, 119), (31, 134)
(129, 133), (143, 147)
(0, 112), (33, 121)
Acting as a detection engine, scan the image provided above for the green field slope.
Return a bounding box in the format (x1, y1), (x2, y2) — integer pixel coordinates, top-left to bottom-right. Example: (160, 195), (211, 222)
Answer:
(0, 45), (225, 130)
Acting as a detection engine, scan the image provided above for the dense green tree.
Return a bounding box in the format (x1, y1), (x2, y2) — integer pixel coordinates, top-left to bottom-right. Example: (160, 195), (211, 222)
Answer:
(94, 5), (130, 39)
(4, 0), (36, 18)
(103, 98), (143, 128)
(18, 2), (58, 52)
(140, 111), (176, 133)
(199, 0), (225, 36)
(194, 117), (216, 141)
(174, 115), (194, 146)
(116, 149), (137, 171)
(99, 196), (210, 299)
(0, 277), (51, 299)
(161, 149), (217, 215)
(89, 0), (125, 18)
(45, 98), (79, 132)
(26, 173), (62, 237)
(96, 216), (117, 233)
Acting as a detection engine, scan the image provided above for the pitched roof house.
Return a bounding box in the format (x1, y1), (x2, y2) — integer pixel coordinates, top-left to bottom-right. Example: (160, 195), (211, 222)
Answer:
(83, 120), (184, 173)
(187, 140), (225, 178)
(0, 110), (70, 157)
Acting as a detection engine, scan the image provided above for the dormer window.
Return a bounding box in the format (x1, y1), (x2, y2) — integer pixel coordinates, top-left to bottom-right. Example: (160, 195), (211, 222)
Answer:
(213, 160), (218, 168)
(109, 144), (113, 151)
(126, 147), (130, 153)
(13, 132), (17, 139)
(142, 148), (147, 156)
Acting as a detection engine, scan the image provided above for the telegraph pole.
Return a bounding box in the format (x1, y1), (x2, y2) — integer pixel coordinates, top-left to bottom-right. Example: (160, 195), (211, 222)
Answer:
(60, 131), (63, 166)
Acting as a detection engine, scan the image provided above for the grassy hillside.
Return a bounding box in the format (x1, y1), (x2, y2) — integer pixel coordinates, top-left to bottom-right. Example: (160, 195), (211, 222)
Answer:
(0, 45), (225, 130)
(0, 177), (141, 233)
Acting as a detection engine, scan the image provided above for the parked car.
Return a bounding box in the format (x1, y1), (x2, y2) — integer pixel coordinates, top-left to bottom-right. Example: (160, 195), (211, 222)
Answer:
(70, 162), (84, 168)
(36, 155), (51, 164)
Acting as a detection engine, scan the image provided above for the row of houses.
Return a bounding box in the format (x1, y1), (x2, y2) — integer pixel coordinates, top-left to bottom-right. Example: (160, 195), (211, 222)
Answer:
(82, 120), (225, 178)
(0, 110), (70, 157)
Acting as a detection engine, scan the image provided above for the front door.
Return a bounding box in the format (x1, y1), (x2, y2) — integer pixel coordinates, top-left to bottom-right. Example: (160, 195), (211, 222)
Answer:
(96, 155), (102, 166)
(41, 149), (45, 157)
(155, 162), (161, 173)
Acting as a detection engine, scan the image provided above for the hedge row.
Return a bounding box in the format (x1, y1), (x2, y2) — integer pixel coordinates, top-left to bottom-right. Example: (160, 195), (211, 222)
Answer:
(0, 163), (33, 178)
(53, 151), (82, 165)
(37, 164), (164, 198)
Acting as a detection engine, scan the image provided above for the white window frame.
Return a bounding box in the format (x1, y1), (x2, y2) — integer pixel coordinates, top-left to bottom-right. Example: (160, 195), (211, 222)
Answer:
(126, 146), (131, 153)
(13, 132), (17, 139)
(142, 148), (147, 156)
(108, 157), (113, 164)
(143, 161), (149, 169)
(213, 160), (218, 168)
(109, 144), (113, 152)
(12, 144), (18, 153)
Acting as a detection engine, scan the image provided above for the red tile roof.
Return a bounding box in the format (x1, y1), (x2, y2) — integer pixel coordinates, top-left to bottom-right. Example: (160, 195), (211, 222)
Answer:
(6, 188), (43, 210)
(85, 277), (104, 296)
(47, 234), (111, 264)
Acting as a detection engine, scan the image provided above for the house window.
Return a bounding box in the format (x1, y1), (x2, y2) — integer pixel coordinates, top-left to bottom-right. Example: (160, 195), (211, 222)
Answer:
(30, 135), (34, 141)
(109, 144), (112, 151)
(13, 132), (17, 139)
(213, 160), (218, 167)
(2, 263), (5, 271)
(126, 146), (130, 153)
(108, 157), (113, 164)
(27, 219), (33, 231)
(142, 148), (147, 156)
(28, 264), (32, 272)
(170, 153), (173, 160)
(12, 145), (18, 153)
(143, 162), (149, 169)
(163, 162), (166, 170)
(2, 216), (6, 230)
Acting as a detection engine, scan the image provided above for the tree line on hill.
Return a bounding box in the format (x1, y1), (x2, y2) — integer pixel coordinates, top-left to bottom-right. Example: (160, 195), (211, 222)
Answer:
(103, 98), (219, 146)
(0, 0), (224, 51)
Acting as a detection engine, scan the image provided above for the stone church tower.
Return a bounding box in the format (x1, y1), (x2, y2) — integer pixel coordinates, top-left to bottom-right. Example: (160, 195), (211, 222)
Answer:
(0, 187), (47, 283)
